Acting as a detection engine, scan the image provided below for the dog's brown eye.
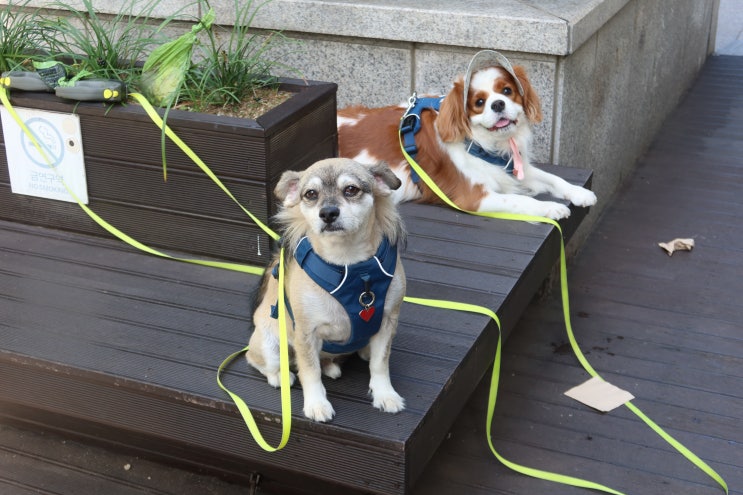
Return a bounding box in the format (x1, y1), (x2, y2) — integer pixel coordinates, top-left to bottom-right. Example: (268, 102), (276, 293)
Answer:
(475, 98), (485, 107)
(303, 189), (318, 201)
(343, 185), (360, 197)
(502, 87), (512, 96)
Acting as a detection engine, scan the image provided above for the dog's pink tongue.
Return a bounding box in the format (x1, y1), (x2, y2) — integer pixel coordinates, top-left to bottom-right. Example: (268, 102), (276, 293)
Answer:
(495, 118), (511, 128)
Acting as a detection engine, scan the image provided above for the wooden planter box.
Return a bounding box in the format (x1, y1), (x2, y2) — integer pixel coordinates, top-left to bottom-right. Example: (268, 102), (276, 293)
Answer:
(0, 78), (337, 265)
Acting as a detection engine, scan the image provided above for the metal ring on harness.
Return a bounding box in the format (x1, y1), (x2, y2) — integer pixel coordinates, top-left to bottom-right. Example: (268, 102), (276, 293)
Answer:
(359, 290), (375, 308)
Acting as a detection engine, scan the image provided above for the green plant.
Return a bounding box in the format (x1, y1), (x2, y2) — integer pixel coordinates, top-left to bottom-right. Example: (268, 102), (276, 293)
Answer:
(0, 0), (44, 73)
(179, 0), (300, 112)
(2, 0), (301, 114)
(36, 0), (179, 83)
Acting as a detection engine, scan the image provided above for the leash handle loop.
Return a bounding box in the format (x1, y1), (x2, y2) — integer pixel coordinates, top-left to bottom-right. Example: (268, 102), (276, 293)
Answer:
(217, 247), (293, 451)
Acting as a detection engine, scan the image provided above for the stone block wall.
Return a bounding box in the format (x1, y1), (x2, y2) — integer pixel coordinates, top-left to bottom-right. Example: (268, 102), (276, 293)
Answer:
(12, 0), (721, 247)
(245, 0), (718, 247)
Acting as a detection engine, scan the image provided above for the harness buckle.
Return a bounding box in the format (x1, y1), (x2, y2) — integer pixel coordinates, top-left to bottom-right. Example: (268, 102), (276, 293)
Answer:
(400, 113), (419, 134)
(403, 141), (418, 157)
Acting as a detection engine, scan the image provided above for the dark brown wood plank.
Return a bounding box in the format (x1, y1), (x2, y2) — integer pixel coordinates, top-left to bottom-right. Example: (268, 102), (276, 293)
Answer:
(412, 55), (743, 495)
(0, 423), (248, 495)
(0, 54), (740, 495)
(0, 79), (337, 265)
(0, 157), (591, 495)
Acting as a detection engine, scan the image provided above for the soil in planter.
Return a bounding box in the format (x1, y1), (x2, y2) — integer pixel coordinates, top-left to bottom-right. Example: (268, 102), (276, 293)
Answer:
(171, 87), (294, 120)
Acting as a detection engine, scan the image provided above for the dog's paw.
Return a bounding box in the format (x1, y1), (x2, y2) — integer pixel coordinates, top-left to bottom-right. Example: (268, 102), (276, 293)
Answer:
(538, 201), (571, 220)
(303, 398), (336, 422)
(266, 370), (296, 388)
(246, 352), (296, 388)
(322, 361), (342, 379)
(567, 186), (597, 207)
(372, 389), (406, 414)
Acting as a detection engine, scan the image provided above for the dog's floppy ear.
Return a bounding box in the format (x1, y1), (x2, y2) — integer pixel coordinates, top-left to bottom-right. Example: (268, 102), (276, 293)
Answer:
(513, 65), (543, 124)
(437, 77), (470, 143)
(275, 170), (303, 206)
(366, 161), (401, 196)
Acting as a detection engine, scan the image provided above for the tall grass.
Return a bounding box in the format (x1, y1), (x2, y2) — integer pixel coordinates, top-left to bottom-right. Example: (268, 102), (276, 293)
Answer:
(2, 0), (300, 111)
(37, 0), (181, 83)
(0, 0), (44, 73)
(181, 0), (300, 112)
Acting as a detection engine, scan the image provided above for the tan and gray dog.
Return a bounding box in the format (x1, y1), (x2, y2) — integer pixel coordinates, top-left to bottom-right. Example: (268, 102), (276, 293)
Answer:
(247, 158), (407, 422)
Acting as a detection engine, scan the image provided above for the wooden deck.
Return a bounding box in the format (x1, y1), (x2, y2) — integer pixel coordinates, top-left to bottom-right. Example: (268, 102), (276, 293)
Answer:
(2, 54), (742, 494)
(0, 158), (589, 495)
(414, 54), (743, 495)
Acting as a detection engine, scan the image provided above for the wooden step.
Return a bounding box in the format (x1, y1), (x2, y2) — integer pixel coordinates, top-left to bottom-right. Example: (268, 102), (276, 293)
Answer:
(0, 165), (592, 494)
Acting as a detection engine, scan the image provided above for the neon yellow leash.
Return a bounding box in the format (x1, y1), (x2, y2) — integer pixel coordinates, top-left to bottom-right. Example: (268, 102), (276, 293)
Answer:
(1, 85), (728, 491)
(405, 296), (626, 494)
(215, 247), (293, 451)
(127, 93), (279, 243)
(1, 87), (294, 451)
(399, 131), (728, 494)
(128, 92), (295, 450)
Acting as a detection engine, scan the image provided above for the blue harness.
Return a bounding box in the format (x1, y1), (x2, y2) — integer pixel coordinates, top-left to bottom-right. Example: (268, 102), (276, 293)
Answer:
(271, 236), (398, 354)
(399, 94), (514, 182)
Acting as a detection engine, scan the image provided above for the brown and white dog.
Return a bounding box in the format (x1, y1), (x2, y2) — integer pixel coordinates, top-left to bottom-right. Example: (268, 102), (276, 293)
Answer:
(247, 158), (406, 422)
(337, 51), (596, 220)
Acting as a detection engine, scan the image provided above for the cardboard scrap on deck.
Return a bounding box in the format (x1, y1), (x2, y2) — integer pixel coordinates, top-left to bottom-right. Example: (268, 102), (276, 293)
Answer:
(564, 376), (635, 413)
(658, 237), (695, 256)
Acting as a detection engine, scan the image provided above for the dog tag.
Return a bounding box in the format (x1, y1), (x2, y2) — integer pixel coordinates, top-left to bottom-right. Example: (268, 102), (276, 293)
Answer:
(359, 306), (375, 322)
(358, 288), (376, 322)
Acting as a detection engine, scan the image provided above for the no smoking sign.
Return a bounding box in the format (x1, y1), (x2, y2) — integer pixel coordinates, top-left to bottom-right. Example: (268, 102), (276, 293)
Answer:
(1, 106), (88, 204)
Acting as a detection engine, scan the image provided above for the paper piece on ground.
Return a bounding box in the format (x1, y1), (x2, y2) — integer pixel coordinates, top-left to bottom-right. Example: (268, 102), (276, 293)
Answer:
(564, 377), (634, 412)
(658, 237), (695, 256)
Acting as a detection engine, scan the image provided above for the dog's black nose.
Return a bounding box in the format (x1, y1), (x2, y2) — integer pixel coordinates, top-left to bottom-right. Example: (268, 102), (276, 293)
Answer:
(319, 206), (340, 224)
(491, 100), (505, 113)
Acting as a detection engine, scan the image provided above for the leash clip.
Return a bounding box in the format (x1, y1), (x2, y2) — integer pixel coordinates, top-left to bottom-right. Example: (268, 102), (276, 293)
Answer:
(400, 92), (420, 138)
(403, 91), (418, 117)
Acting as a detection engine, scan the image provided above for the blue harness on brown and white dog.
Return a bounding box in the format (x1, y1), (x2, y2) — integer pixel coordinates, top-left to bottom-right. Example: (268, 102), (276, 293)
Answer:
(399, 94), (518, 182)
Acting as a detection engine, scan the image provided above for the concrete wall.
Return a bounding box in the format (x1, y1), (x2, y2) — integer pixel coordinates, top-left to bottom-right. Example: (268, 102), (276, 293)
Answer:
(11, 0), (720, 248)
(556, 1), (715, 238)
(256, 0), (718, 248)
(251, 0), (717, 248)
